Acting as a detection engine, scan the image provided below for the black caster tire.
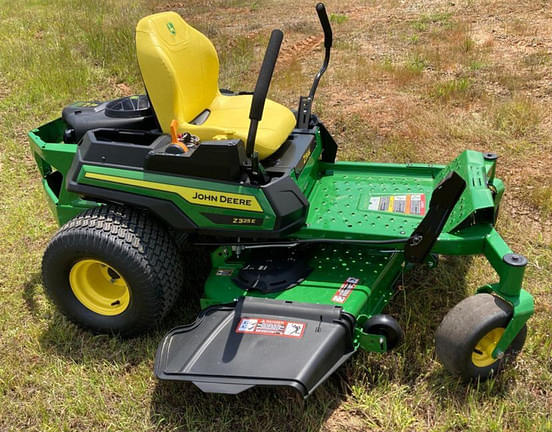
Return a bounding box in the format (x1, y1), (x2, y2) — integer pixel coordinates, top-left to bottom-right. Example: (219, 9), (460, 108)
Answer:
(435, 293), (527, 380)
(42, 205), (184, 337)
(362, 314), (405, 350)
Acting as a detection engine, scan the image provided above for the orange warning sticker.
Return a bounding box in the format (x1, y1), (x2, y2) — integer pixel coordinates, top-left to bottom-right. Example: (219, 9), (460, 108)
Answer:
(235, 318), (306, 338)
(368, 194), (426, 215)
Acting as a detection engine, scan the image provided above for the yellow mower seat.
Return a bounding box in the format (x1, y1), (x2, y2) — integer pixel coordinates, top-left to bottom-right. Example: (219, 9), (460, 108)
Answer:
(136, 12), (296, 160)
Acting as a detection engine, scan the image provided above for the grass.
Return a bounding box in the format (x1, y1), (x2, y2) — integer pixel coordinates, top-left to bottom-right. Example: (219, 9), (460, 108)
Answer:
(330, 13), (348, 25)
(529, 185), (552, 216)
(492, 97), (541, 138)
(432, 77), (473, 101)
(1, 0), (552, 431)
(411, 12), (453, 32)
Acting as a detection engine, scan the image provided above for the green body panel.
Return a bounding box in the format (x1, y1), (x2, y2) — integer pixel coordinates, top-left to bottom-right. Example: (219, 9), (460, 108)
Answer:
(28, 119), (100, 224)
(203, 246), (401, 317)
(295, 150), (498, 240)
(29, 119), (74, 175)
(297, 161), (440, 240)
(78, 165), (277, 230)
(28, 117), (534, 358)
(434, 150), (497, 232)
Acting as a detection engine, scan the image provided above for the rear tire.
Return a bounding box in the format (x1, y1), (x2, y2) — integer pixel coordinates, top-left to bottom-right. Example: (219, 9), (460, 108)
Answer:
(42, 205), (184, 336)
(435, 293), (527, 380)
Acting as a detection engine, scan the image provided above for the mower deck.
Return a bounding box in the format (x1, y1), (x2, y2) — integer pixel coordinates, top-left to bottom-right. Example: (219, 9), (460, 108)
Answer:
(202, 245), (402, 318)
(156, 246), (404, 396)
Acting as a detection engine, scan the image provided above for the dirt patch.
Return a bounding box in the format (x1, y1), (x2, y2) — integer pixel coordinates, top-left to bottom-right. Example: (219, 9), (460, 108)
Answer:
(279, 35), (324, 66)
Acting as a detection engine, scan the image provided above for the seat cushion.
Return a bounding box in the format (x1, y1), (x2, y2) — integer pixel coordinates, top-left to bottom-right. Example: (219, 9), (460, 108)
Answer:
(201, 94), (296, 160)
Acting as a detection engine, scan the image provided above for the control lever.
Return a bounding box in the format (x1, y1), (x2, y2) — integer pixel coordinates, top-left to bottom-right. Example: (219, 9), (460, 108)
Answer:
(297, 3), (333, 129)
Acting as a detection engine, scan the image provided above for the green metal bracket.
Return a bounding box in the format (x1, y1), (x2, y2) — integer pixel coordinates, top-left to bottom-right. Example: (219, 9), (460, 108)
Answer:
(477, 285), (534, 359)
(355, 327), (388, 353)
(483, 228), (527, 297)
(434, 151), (496, 233)
(479, 228), (534, 359)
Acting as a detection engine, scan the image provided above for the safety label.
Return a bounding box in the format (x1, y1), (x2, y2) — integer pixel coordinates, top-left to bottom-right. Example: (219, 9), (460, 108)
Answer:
(215, 268), (234, 276)
(235, 318), (306, 338)
(331, 277), (360, 303)
(367, 194), (426, 215)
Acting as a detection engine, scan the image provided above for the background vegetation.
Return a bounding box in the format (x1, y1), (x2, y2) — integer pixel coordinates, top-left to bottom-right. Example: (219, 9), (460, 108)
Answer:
(0, 0), (550, 430)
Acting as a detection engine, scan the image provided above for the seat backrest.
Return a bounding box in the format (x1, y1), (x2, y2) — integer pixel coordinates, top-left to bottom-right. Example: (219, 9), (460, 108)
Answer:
(136, 12), (220, 132)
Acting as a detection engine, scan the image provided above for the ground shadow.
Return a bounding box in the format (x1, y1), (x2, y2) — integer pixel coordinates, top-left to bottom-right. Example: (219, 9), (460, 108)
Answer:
(22, 272), (43, 315)
(25, 249), (209, 366)
(150, 372), (348, 432)
(423, 362), (520, 409)
(27, 275), (204, 366)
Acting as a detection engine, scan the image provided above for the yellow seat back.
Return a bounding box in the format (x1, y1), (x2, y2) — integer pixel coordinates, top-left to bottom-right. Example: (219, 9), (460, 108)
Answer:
(136, 12), (296, 160)
(136, 12), (220, 129)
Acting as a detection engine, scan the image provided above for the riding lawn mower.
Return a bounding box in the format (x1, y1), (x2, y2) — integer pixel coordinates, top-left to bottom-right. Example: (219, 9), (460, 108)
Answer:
(29, 4), (533, 397)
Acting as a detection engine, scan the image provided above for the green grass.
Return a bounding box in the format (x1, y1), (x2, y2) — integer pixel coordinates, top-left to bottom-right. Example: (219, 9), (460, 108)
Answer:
(492, 97), (541, 138)
(1, 0), (552, 431)
(329, 13), (348, 25)
(432, 77), (473, 101)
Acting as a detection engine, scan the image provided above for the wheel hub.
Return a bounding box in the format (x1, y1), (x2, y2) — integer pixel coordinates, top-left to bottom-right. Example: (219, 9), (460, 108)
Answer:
(472, 327), (504, 368)
(69, 259), (130, 316)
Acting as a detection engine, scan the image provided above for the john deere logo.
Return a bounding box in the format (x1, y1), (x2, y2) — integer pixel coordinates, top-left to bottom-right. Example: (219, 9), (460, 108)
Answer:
(167, 22), (176, 35)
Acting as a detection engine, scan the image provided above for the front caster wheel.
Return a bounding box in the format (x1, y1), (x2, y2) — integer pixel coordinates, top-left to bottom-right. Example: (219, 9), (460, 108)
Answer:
(435, 293), (527, 380)
(362, 314), (404, 351)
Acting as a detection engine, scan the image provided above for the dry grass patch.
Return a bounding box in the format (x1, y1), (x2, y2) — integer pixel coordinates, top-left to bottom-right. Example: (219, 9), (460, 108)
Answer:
(491, 96), (542, 137)
(528, 184), (552, 216)
(523, 50), (552, 69)
(375, 54), (428, 86)
(409, 13), (481, 72)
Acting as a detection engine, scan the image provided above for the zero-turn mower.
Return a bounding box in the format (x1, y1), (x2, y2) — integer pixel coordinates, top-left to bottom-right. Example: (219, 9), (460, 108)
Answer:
(29, 4), (533, 397)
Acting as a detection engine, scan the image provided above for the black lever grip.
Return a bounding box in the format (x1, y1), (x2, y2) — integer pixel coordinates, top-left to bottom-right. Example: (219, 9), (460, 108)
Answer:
(316, 3), (332, 48)
(404, 171), (466, 264)
(249, 29), (283, 121)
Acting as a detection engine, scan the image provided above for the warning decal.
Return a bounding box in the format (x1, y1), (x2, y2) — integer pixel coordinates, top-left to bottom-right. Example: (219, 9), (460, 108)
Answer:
(331, 277), (360, 304)
(235, 318), (306, 338)
(367, 194), (426, 215)
(215, 268), (234, 276)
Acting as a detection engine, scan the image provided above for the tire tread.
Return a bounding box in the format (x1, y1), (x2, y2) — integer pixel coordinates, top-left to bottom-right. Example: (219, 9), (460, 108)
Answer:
(42, 205), (183, 335)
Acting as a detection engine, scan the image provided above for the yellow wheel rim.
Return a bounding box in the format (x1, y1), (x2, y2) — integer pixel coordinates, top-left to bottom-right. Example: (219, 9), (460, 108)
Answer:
(69, 259), (130, 316)
(472, 327), (505, 368)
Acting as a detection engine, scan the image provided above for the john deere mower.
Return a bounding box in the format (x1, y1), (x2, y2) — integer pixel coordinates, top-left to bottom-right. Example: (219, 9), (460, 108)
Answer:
(29, 4), (533, 397)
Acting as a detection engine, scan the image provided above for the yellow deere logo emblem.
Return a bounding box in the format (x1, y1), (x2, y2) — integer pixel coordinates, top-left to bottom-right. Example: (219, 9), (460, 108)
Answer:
(167, 22), (176, 35)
